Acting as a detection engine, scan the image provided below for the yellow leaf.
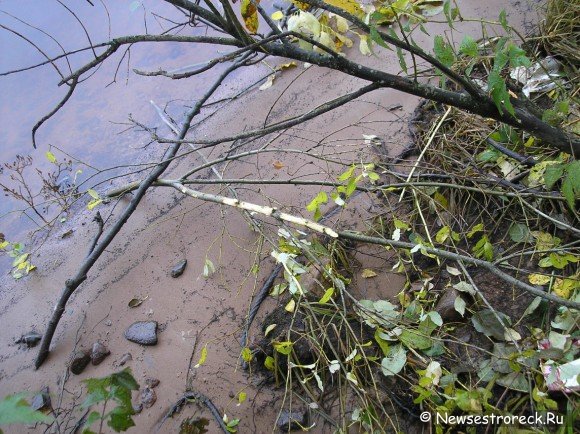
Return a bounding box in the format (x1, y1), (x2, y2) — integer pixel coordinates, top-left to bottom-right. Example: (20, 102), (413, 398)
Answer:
(361, 269), (377, 278)
(276, 61), (297, 71)
(358, 34), (372, 56)
(553, 278), (579, 299)
(241, 347), (253, 362)
(87, 199), (102, 211)
(45, 151), (57, 163)
(241, 0), (259, 33)
(271, 10), (284, 20)
(325, 0), (364, 17)
(237, 392), (247, 405)
(272, 161), (284, 169)
(194, 345), (208, 368)
(285, 298), (296, 312)
(528, 273), (551, 286)
(290, 0), (310, 11)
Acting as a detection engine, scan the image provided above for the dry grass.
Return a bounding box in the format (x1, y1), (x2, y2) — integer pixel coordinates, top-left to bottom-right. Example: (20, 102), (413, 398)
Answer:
(540, 0), (580, 73)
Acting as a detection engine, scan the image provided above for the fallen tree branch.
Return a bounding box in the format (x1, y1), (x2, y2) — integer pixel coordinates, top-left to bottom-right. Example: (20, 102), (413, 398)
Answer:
(164, 183), (579, 309)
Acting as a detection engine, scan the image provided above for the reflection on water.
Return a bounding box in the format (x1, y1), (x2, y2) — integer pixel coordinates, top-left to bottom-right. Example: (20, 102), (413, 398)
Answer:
(0, 0), (249, 240)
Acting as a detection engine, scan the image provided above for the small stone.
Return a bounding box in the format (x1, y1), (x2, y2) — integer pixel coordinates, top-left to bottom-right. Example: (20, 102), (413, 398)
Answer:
(277, 409), (308, 432)
(132, 403), (143, 414)
(105, 320), (112, 327)
(435, 288), (463, 322)
(171, 259), (187, 278)
(139, 387), (157, 408)
(16, 332), (42, 348)
(70, 350), (91, 375)
(118, 353), (132, 366)
(91, 341), (111, 365)
(30, 387), (50, 411)
(145, 378), (160, 388)
(125, 321), (158, 346)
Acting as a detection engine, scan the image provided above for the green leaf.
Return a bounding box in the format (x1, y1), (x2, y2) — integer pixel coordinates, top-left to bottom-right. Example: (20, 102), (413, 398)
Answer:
(83, 411), (101, 432)
(508, 223), (530, 243)
(459, 35), (478, 58)
(399, 329), (432, 350)
(107, 408), (135, 432)
(389, 29), (407, 73)
(111, 369), (139, 391)
(443, 0), (457, 28)
(0, 394), (53, 426)
(488, 70), (515, 116)
(369, 27), (389, 49)
(433, 35), (455, 68)
(498, 10), (509, 32)
(319, 287), (334, 304)
(380, 345), (407, 376)
(87, 189), (100, 200)
(454, 296), (466, 317)
(273, 341), (293, 355)
(562, 160), (580, 209)
(472, 309), (511, 340)
(264, 356), (275, 371)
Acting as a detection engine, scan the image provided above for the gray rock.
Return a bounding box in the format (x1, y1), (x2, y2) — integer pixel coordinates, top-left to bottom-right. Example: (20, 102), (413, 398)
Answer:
(145, 377), (159, 388)
(30, 387), (50, 411)
(171, 259), (187, 278)
(91, 341), (111, 365)
(70, 350), (91, 375)
(125, 321), (158, 346)
(277, 409), (308, 432)
(16, 332), (42, 348)
(118, 353), (132, 366)
(139, 387), (157, 408)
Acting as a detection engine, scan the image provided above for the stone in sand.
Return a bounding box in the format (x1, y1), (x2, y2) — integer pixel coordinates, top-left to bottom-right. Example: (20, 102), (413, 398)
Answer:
(139, 387), (157, 408)
(124, 321), (158, 345)
(277, 409), (308, 432)
(171, 259), (187, 278)
(91, 341), (111, 365)
(70, 350), (91, 375)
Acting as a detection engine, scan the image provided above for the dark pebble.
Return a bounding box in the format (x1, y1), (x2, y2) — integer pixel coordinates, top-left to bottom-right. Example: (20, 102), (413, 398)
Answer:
(91, 341), (111, 365)
(277, 409), (308, 432)
(170, 259), (187, 278)
(145, 377), (159, 388)
(125, 321), (158, 346)
(16, 332), (42, 348)
(140, 387), (157, 408)
(70, 350), (91, 375)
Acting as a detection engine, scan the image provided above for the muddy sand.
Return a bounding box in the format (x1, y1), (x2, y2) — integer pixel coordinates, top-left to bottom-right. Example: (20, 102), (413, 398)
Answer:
(0, 1), (539, 432)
